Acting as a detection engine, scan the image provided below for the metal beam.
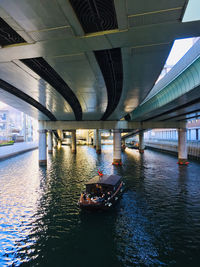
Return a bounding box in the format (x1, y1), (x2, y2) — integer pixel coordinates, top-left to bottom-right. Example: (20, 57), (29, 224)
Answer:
(41, 120), (185, 130)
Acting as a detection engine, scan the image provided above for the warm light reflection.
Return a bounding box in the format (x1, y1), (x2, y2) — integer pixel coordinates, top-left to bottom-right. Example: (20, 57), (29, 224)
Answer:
(125, 147), (141, 161)
(57, 141), (61, 149)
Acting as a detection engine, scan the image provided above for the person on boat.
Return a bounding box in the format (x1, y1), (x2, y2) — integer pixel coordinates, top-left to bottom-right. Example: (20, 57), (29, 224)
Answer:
(107, 191), (112, 200)
(101, 193), (105, 199)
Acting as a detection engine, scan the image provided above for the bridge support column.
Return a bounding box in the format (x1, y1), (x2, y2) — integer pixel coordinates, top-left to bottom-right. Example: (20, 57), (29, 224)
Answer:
(93, 130), (96, 148)
(96, 129), (101, 154)
(178, 128), (188, 165)
(89, 136), (92, 145)
(53, 136), (58, 148)
(71, 130), (76, 153)
(87, 131), (91, 145)
(113, 130), (122, 165)
(39, 129), (47, 166)
(139, 131), (145, 153)
(47, 131), (53, 154)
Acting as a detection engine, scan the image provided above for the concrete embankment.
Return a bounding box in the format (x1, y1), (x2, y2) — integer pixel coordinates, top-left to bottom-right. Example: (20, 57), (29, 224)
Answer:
(0, 141), (38, 161)
(145, 140), (200, 161)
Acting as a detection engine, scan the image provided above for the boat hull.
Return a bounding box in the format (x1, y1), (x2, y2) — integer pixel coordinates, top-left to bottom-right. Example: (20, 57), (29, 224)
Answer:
(78, 182), (124, 210)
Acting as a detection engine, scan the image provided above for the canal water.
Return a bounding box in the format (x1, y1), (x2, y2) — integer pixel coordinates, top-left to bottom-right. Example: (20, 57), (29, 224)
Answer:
(0, 145), (200, 267)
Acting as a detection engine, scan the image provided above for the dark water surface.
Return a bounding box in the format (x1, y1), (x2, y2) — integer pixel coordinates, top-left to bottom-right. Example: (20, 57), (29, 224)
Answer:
(0, 145), (200, 267)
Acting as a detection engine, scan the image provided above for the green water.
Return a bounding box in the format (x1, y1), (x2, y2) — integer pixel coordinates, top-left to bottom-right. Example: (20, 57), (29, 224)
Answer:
(0, 145), (200, 266)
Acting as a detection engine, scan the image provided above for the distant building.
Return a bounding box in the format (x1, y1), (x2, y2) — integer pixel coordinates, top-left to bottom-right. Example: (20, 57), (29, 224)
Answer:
(0, 103), (38, 142)
(0, 110), (10, 140)
(144, 120), (200, 141)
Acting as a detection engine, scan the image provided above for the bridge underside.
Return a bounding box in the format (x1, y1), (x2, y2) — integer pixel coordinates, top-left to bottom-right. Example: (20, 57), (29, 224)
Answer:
(0, 0), (200, 124)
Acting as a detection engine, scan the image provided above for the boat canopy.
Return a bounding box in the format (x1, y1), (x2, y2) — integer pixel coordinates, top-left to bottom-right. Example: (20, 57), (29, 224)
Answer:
(85, 174), (121, 186)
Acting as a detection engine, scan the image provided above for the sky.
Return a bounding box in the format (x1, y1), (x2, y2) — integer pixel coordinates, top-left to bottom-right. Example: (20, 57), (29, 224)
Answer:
(166, 37), (197, 66)
(182, 0), (200, 22)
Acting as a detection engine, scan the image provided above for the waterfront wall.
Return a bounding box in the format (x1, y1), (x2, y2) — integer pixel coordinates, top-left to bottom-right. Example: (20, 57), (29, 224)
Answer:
(145, 140), (200, 160)
(0, 141), (38, 161)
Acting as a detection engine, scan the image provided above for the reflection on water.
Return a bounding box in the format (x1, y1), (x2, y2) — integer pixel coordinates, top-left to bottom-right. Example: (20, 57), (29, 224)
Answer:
(0, 146), (200, 266)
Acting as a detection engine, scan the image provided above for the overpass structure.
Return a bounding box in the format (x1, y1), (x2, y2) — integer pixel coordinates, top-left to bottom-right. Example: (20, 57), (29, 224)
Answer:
(0, 0), (200, 165)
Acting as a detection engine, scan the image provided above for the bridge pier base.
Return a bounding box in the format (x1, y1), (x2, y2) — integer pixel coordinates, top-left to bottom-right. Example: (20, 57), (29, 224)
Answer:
(48, 131), (53, 154)
(71, 130), (76, 153)
(178, 128), (188, 165)
(113, 130), (122, 165)
(139, 131), (145, 153)
(39, 129), (47, 166)
(96, 129), (101, 154)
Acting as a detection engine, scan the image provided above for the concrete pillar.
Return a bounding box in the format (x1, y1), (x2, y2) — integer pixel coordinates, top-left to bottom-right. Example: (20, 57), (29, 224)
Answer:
(113, 130), (122, 165)
(71, 130), (76, 153)
(88, 136), (91, 145)
(47, 131), (53, 153)
(87, 130), (90, 145)
(139, 131), (145, 153)
(178, 128), (188, 164)
(38, 129), (47, 165)
(93, 130), (96, 148)
(53, 136), (58, 148)
(96, 129), (101, 154)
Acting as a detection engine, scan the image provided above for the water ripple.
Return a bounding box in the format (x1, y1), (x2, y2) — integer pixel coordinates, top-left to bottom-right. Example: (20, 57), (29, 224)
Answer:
(0, 147), (200, 266)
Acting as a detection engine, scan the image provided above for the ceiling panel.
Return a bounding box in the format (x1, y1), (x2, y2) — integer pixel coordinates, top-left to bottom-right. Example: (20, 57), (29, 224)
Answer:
(28, 27), (73, 42)
(126, 0), (186, 16)
(0, 0), (70, 31)
(128, 9), (182, 28)
(109, 43), (172, 119)
(46, 53), (107, 119)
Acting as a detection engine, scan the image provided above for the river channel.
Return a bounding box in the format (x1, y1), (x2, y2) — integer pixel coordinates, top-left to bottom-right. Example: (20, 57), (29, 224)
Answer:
(0, 145), (200, 266)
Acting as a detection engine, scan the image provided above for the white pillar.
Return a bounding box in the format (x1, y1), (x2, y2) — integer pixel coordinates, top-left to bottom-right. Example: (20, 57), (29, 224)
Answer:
(139, 131), (145, 153)
(88, 136), (91, 145)
(113, 129), (122, 164)
(96, 129), (101, 154)
(47, 130), (53, 154)
(87, 130), (90, 145)
(178, 128), (188, 164)
(93, 130), (96, 148)
(71, 130), (76, 153)
(38, 129), (47, 165)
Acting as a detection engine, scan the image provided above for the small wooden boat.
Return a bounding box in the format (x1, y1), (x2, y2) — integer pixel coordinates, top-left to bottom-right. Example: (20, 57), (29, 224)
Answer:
(78, 174), (124, 210)
(127, 141), (140, 149)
